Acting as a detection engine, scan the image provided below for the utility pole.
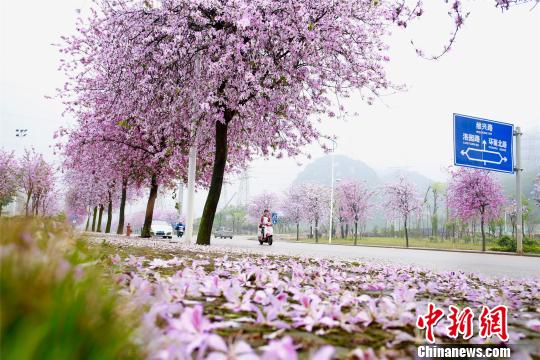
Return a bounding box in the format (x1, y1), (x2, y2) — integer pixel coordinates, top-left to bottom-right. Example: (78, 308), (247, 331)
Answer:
(328, 140), (336, 244)
(244, 169), (250, 206)
(185, 142), (197, 243)
(177, 182), (184, 219)
(185, 55), (200, 244)
(514, 126), (523, 255)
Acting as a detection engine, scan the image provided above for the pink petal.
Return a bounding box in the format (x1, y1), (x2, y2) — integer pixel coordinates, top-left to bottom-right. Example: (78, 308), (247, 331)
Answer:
(312, 345), (335, 360)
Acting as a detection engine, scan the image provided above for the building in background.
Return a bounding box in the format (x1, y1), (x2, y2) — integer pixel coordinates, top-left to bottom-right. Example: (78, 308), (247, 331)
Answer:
(2, 192), (25, 216)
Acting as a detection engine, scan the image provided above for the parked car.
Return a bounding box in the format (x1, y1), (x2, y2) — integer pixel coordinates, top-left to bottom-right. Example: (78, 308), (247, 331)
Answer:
(150, 220), (173, 239)
(214, 228), (233, 239)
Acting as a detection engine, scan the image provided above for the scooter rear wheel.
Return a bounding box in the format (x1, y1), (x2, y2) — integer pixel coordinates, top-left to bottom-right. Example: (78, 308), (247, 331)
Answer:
(268, 236), (273, 246)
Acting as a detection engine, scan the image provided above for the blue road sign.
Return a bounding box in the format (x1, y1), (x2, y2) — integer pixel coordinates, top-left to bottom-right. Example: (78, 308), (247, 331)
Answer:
(271, 212), (278, 225)
(454, 113), (514, 173)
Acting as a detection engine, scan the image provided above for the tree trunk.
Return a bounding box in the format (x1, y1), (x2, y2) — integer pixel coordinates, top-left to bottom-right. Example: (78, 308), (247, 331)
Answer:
(480, 216), (486, 251)
(85, 210), (90, 231)
(116, 178), (128, 234)
(96, 205), (105, 232)
(340, 224), (344, 239)
(354, 221), (358, 245)
(197, 120), (229, 245)
(41, 198), (47, 216)
(91, 206), (97, 232)
(404, 217), (409, 247)
(96, 205), (104, 232)
(445, 197), (449, 239)
(296, 223), (299, 241)
(141, 175), (159, 238)
(25, 192), (32, 216)
(315, 218), (319, 243)
(35, 194), (41, 216)
(105, 191), (113, 233)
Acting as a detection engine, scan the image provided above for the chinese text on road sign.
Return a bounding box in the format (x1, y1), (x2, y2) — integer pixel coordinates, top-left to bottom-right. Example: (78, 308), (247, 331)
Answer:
(454, 114), (514, 173)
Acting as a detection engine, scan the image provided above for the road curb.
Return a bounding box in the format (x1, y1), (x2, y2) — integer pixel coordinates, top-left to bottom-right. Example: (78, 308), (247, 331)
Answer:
(276, 238), (540, 258)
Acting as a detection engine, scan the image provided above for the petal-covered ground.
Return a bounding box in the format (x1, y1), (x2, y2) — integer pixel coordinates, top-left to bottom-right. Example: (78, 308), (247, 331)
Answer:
(91, 235), (540, 359)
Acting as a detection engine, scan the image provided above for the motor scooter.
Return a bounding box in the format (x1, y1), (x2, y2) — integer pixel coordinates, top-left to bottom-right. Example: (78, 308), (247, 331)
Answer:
(258, 221), (273, 246)
(175, 223), (185, 238)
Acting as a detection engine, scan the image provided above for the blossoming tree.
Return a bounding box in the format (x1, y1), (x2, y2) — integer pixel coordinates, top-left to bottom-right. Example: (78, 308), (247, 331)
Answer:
(58, 110), (192, 237)
(506, 198), (530, 239)
(247, 192), (279, 222)
(447, 168), (506, 251)
(533, 173), (540, 206)
(336, 181), (374, 245)
(0, 150), (18, 216)
(63, 168), (114, 232)
(281, 185), (306, 241)
(383, 176), (422, 247)
(18, 149), (56, 217)
(301, 183), (330, 243)
(59, 125), (151, 234)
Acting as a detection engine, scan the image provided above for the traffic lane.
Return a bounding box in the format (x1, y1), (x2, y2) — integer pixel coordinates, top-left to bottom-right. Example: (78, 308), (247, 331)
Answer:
(212, 236), (540, 280)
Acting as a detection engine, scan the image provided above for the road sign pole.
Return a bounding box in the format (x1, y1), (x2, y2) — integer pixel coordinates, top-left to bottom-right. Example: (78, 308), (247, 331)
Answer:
(514, 126), (523, 255)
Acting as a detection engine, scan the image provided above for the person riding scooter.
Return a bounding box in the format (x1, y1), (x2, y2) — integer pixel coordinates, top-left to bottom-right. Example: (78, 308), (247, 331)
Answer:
(258, 209), (273, 246)
(175, 222), (185, 238)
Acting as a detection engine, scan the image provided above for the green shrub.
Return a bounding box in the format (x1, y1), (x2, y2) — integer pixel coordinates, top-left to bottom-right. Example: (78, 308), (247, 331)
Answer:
(491, 235), (540, 254)
(495, 236), (515, 252)
(0, 217), (140, 360)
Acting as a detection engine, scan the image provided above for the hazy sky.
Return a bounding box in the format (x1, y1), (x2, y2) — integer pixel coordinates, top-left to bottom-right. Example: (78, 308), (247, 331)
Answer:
(1, 1), (539, 215)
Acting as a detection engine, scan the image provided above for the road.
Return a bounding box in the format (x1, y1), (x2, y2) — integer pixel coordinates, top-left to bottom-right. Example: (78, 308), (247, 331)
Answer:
(211, 235), (540, 280)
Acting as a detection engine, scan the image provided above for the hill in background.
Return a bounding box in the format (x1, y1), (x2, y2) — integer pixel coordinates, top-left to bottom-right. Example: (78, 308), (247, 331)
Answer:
(294, 155), (434, 193)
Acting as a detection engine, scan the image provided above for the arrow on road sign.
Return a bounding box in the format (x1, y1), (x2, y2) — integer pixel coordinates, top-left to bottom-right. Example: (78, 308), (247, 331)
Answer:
(460, 140), (507, 166)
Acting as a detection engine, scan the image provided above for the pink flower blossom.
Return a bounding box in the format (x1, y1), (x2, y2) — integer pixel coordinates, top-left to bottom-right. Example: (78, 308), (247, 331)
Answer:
(526, 319), (540, 332)
(261, 336), (297, 360)
(207, 340), (259, 360)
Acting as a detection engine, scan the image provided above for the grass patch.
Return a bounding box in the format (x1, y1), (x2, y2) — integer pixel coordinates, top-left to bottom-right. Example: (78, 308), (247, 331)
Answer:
(290, 235), (540, 253)
(0, 217), (140, 360)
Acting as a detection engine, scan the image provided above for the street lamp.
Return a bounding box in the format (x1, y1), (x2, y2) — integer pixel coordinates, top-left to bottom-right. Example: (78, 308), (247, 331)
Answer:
(15, 129), (28, 137)
(328, 139), (337, 244)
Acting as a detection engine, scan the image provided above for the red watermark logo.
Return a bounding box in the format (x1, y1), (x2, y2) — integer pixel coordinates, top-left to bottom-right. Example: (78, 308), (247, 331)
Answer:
(416, 304), (508, 343)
